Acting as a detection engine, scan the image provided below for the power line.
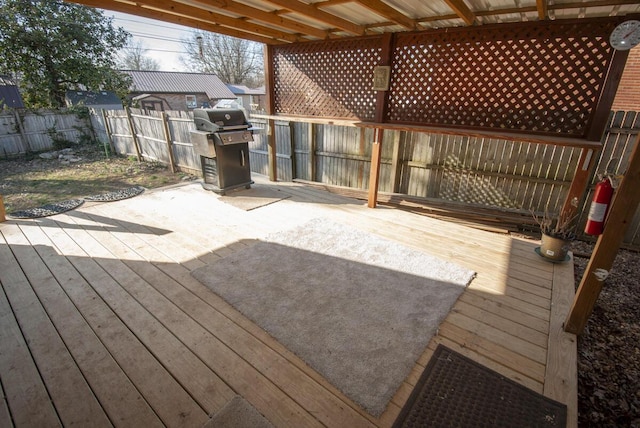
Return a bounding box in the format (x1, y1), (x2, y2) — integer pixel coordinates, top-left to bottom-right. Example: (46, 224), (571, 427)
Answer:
(108, 14), (195, 34)
(127, 31), (191, 45)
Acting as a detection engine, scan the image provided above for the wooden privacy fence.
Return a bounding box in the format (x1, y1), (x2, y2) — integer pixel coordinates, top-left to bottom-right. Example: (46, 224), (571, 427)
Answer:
(91, 109), (639, 248)
(0, 109), (92, 157)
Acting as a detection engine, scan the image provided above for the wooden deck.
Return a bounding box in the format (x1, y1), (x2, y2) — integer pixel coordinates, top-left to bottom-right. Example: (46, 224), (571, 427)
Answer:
(0, 176), (577, 427)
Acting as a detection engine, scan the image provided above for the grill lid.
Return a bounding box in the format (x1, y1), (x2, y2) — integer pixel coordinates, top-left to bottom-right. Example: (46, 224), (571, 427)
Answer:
(193, 108), (249, 132)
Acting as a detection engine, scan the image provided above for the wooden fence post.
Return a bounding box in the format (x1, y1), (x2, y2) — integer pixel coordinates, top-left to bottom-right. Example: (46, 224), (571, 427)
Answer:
(308, 123), (316, 182)
(565, 133), (640, 334)
(125, 107), (143, 161)
(13, 109), (31, 153)
(101, 109), (115, 157)
(161, 111), (177, 173)
(289, 121), (296, 180)
(389, 131), (403, 193)
(0, 195), (6, 222)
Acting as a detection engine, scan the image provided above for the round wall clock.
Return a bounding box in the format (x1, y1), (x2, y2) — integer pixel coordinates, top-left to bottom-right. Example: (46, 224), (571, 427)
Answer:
(610, 20), (640, 51)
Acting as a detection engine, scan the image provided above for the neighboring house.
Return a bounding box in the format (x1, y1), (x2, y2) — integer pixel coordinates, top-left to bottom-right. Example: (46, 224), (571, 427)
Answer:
(611, 47), (640, 112)
(225, 84), (266, 112)
(0, 75), (25, 109)
(65, 90), (123, 110)
(122, 70), (235, 112)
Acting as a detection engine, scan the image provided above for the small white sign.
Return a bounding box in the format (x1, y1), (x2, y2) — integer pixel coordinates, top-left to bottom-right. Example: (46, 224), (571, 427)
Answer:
(373, 66), (391, 91)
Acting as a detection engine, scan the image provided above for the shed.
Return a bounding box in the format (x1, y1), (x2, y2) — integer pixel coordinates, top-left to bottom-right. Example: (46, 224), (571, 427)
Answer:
(0, 75), (25, 109)
(122, 70), (235, 111)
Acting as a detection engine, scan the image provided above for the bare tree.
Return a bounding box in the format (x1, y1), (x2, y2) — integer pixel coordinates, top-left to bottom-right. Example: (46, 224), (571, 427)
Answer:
(181, 31), (263, 87)
(118, 40), (160, 71)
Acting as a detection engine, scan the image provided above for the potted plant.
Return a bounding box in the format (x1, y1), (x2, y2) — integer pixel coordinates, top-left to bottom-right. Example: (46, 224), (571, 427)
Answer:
(532, 209), (576, 262)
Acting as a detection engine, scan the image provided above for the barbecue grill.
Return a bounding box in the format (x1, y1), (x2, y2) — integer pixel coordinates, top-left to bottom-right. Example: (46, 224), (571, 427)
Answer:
(190, 108), (254, 194)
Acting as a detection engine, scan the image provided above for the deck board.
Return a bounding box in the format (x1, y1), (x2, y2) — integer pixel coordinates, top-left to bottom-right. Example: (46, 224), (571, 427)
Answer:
(15, 223), (166, 427)
(0, 243), (61, 428)
(0, 177), (577, 427)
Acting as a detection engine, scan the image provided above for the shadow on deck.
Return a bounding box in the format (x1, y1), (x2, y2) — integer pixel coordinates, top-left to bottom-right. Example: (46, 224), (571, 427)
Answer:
(0, 177), (577, 427)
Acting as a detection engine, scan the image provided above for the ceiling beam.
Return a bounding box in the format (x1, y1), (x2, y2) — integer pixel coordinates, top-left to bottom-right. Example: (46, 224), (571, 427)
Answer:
(264, 0), (366, 35)
(68, 0), (282, 44)
(405, 0), (638, 29)
(443, 0), (476, 25)
(537, 0), (548, 20)
(123, 0), (302, 42)
(314, 0), (352, 6)
(352, 0), (416, 29)
(188, 0), (331, 40)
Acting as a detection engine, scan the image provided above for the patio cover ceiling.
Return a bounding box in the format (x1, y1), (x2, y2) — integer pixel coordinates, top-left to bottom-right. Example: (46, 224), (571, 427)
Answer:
(67, 0), (640, 45)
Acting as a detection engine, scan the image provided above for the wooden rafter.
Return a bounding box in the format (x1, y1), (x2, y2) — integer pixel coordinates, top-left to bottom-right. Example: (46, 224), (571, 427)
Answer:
(188, 0), (330, 40)
(69, 0), (281, 44)
(537, 0), (548, 20)
(122, 0), (301, 43)
(315, 0), (353, 6)
(443, 0), (476, 25)
(68, 0), (640, 42)
(264, 0), (366, 35)
(353, 0), (416, 29)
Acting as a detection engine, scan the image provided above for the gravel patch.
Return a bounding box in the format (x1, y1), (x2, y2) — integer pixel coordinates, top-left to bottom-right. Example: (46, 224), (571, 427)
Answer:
(8, 199), (85, 219)
(84, 186), (145, 202)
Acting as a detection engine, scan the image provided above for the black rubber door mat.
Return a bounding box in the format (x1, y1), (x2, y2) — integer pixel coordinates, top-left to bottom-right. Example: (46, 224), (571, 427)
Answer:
(393, 345), (567, 428)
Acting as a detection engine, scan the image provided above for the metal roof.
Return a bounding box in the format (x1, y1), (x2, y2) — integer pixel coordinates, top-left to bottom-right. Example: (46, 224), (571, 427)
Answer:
(68, 0), (640, 45)
(226, 84), (266, 95)
(122, 70), (236, 99)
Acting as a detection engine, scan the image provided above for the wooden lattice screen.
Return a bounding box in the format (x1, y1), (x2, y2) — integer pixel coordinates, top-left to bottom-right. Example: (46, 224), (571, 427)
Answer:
(273, 36), (383, 120)
(272, 18), (626, 139)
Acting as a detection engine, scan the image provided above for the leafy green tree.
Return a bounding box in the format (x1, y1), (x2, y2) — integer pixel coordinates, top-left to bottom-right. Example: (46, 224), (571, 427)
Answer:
(181, 31), (264, 87)
(0, 0), (131, 108)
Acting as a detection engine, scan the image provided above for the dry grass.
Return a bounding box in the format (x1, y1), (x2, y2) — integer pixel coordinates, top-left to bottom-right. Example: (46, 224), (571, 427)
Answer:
(0, 143), (195, 213)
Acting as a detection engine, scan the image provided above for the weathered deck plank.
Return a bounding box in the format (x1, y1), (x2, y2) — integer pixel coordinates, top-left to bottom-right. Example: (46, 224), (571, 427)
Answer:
(59, 210), (356, 428)
(0, 243), (61, 428)
(0, 177), (577, 427)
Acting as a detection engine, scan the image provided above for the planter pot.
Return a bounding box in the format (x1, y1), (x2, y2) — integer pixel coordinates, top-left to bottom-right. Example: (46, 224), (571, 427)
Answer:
(538, 233), (570, 262)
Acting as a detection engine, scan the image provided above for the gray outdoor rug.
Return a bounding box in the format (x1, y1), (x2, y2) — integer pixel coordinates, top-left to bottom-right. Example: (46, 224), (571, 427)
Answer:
(191, 218), (475, 417)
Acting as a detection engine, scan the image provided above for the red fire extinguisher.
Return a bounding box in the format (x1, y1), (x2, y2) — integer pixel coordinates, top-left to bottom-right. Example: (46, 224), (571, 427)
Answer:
(584, 176), (614, 236)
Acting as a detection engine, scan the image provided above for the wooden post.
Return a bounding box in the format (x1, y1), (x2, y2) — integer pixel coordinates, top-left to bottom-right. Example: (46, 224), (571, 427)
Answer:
(586, 49), (629, 142)
(560, 146), (600, 220)
(161, 112), (177, 173)
(101, 109), (115, 157)
(367, 32), (393, 208)
(289, 121), (296, 180)
(0, 195), (6, 223)
(367, 128), (384, 208)
(308, 123), (316, 182)
(13, 109), (31, 153)
(125, 107), (143, 162)
(565, 134), (640, 334)
(389, 131), (403, 193)
(264, 44), (277, 181)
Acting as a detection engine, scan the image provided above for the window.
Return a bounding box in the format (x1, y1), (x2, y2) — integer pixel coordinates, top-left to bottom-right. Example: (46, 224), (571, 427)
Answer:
(186, 95), (197, 109)
(141, 101), (163, 112)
